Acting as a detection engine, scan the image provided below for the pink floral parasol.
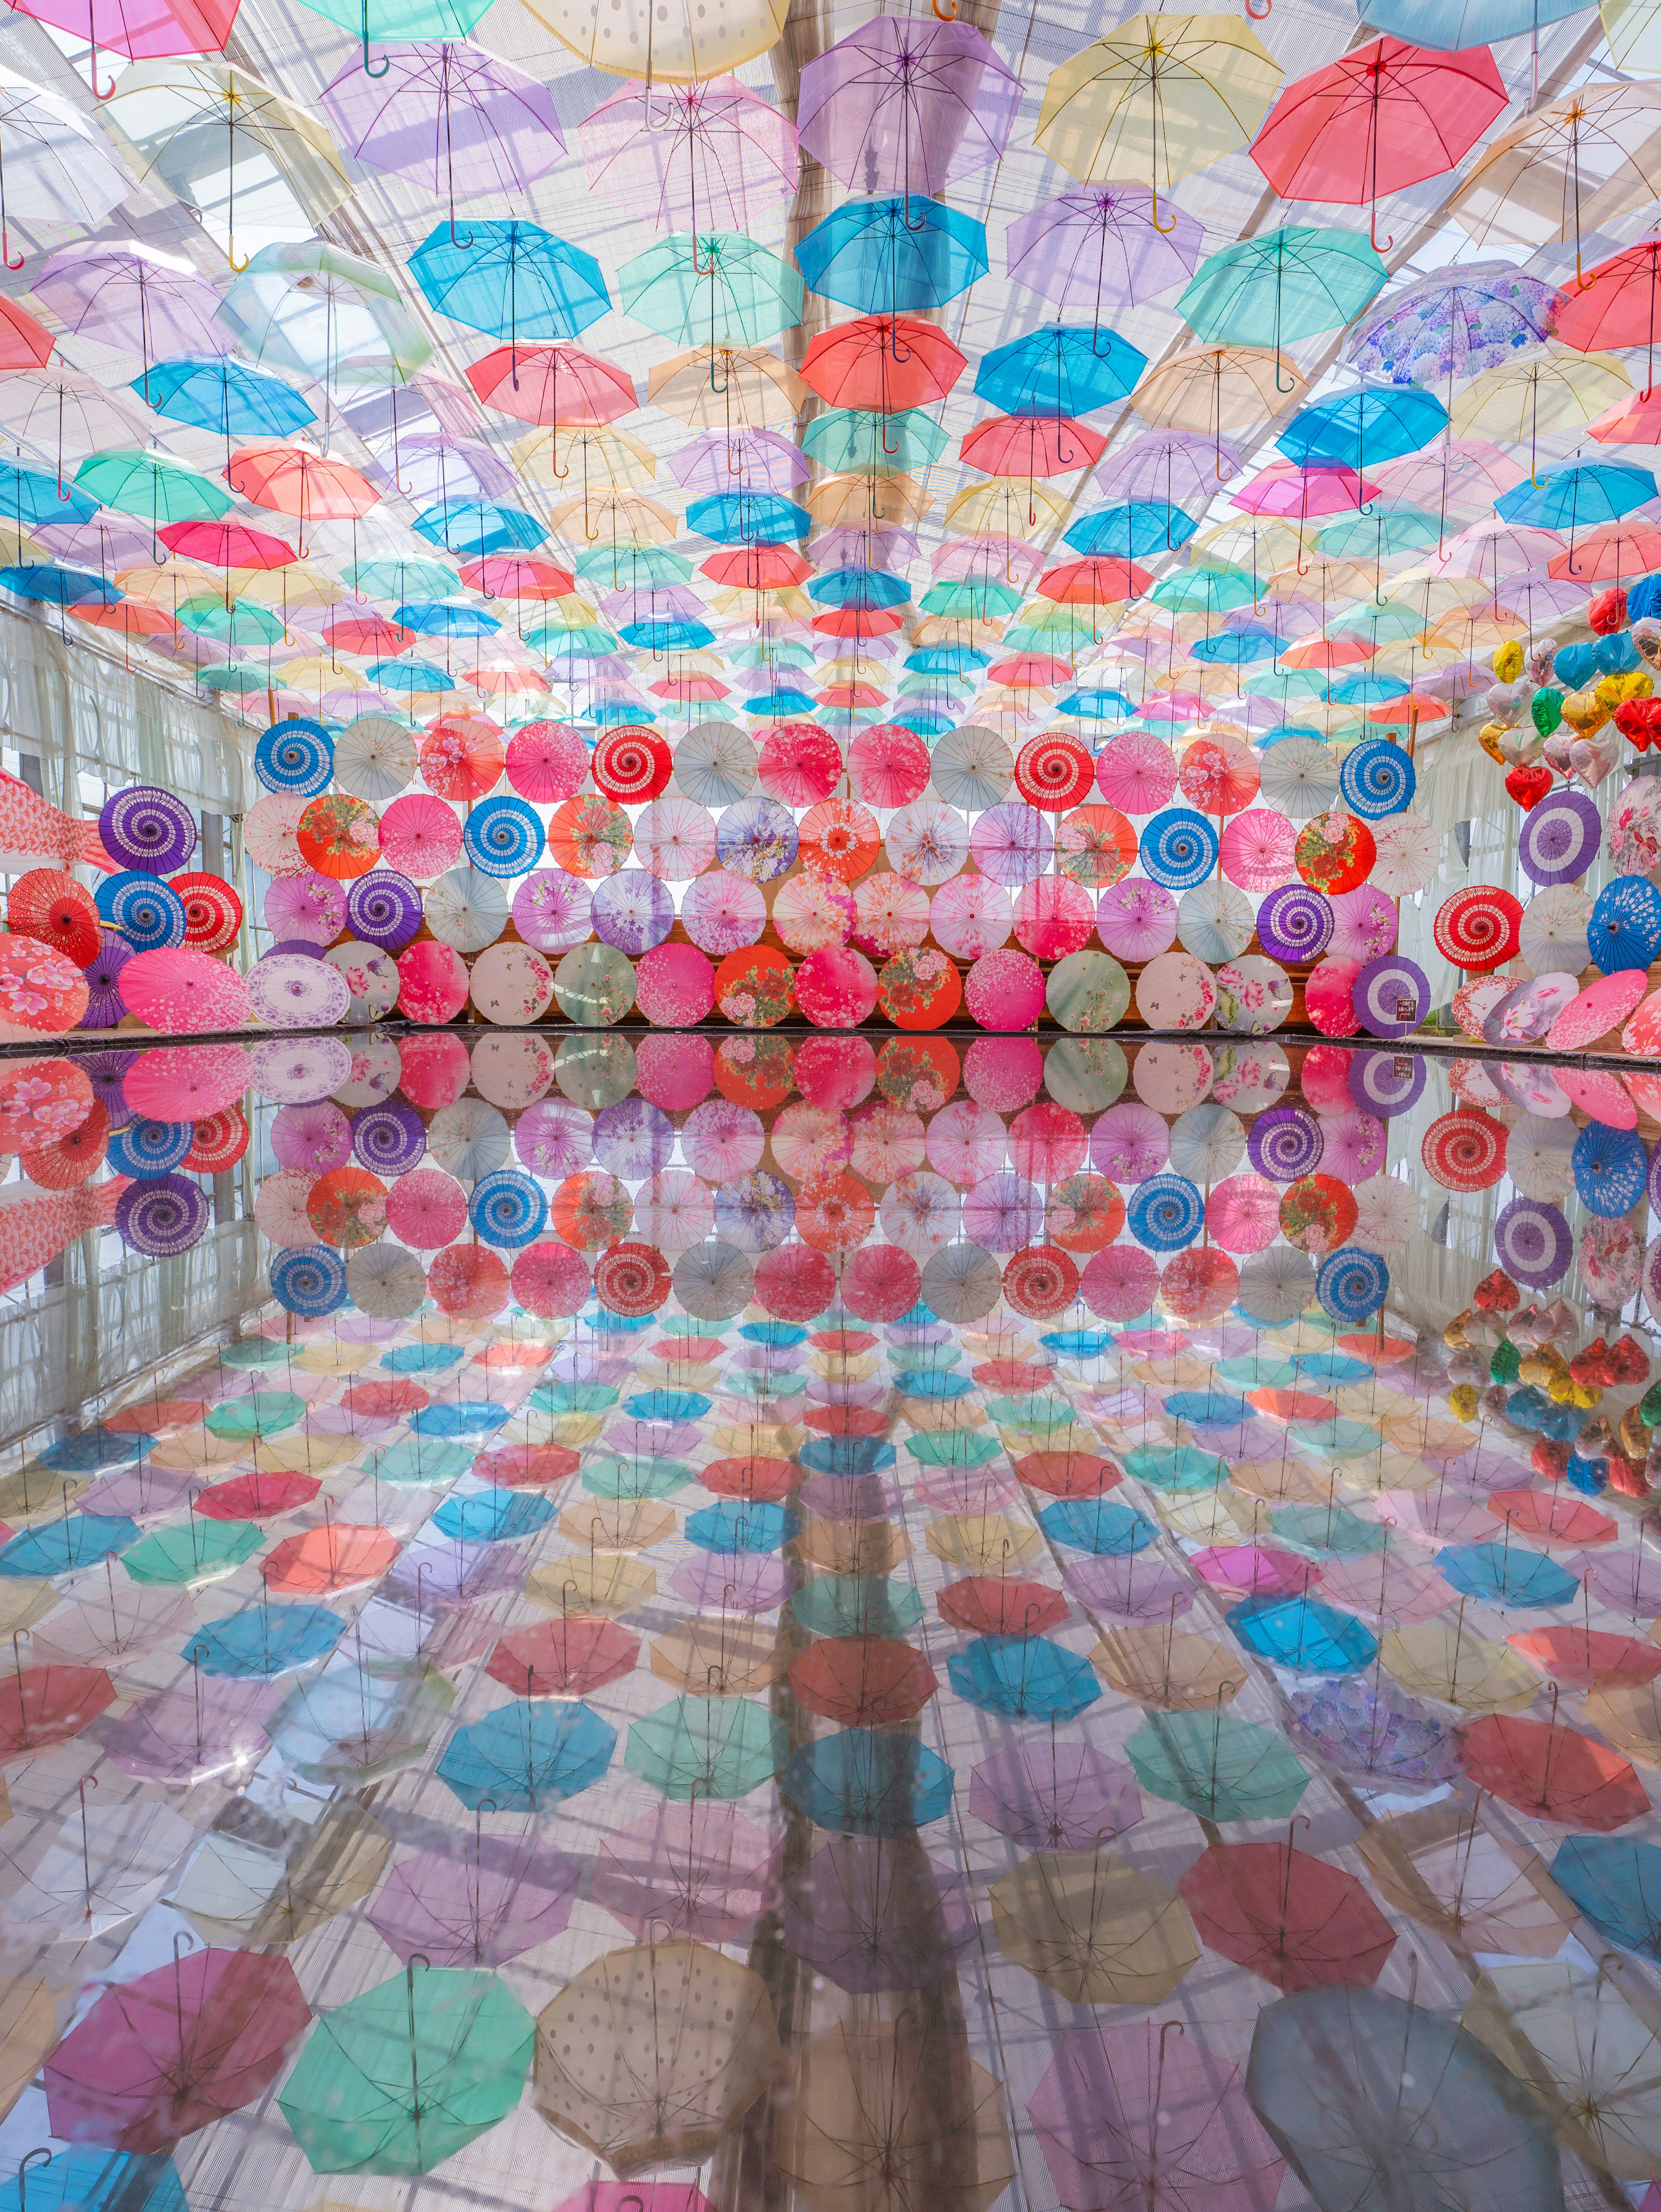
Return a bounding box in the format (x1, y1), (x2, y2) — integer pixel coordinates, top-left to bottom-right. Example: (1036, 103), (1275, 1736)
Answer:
(924, 1100), (1007, 1186)
(1081, 1244), (1159, 1320)
(930, 874), (1011, 959)
(506, 721), (587, 803)
(242, 793), (309, 877)
(1205, 1173), (1281, 1253)
(1318, 1108), (1387, 1182)
(252, 1168), (317, 1248)
(682, 1097), (765, 1181)
(635, 944), (716, 1025)
(884, 800), (968, 886)
(964, 947), (1045, 1026)
(635, 796), (717, 881)
(122, 1044), (250, 1120)
(1096, 878), (1178, 960)
(378, 793), (462, 880)
(1219, 808), (1295, 891)
(383, 1166), (468, 1248)
(1096, 731), (1178, 813)
(849, 723), (930, 807)
(119, 949), (251, 1034)
(759, 724), (842, 807)
(1179, 733), (1260, 814)
(396, 941), (468, 1024)
(851, 872), (928, 955)
(512, 870), (593, 953)
(1328, 884), (1398, 964)
(681, 868), (767, 955)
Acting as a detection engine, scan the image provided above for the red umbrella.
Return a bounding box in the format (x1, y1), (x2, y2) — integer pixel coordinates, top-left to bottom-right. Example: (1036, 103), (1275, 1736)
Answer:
(1507, 1627), (1661, 1692)
(429, 1243), (510, 1319)
(157, 520), (296, 569)
(702, 547), (811, 589)
(800, 316), (966, 410)
(262, 1524), (397, 1597)
(465, 344), (636, 426)
(196, 1471), (319, 1521)
(420, 719), (505, 803)
(1251, 37), (1507, 244)
(1159, 1247), (1239, 1325)
(960, 415), (1106, 477)
(45, 1948), (309, 2152)
(1556, 239), (1661, 362)
(0, 296), (53, 368)
(1177, 1842), (1397, 1993)
(487, 1617), (639, 1697)
(701, 1454), (796, 1501)
(21, 1101), (108, 1189)
(475, 1443), (580, 1489)
(341, 1378), (430, 1420)
(1036, 560), (1151, 606)
(840, 1242), (919, 1320)
(183, 1105), (248, 1174)
(8, 869), (99, 964)
(1486, 1491), (1618, 1548)
(1459, 1713), (1649, 1830)
(802, 1404), (889, 1437)
(1014, 1450), (1120, 1499)
(461, 556), (576, 598)
(754, 1241), (836, 1321)
(789, 1636), (938, 1725)
(511, 1239), (592, 1317)
(796, 1172), (875, 1254)
(323, 615), (413, 656)
(938, 1578), (1068, 1635)
(0, 1662), (113, 1755)
(228, 444), (376, 522)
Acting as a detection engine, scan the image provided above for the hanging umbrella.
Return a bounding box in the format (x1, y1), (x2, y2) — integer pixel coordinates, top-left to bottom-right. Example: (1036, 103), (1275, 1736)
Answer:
(798, 16), (1020, 196)
(796, 196), (988, 315)
(592, 1802), (779, 1945)
(279, 1962), (532, 2176)
(625, 1695), (785, 1800)
(991, 1849), (1197, 2004)
(1126, 1710), (1309, 1821)
(580, 78), (796, 233)
(368, 1839), (579, 1969)
(1177, 1842), (1395, 1993)
(437, 1700), (616, 1810)
(781, 1834), (974, 1994)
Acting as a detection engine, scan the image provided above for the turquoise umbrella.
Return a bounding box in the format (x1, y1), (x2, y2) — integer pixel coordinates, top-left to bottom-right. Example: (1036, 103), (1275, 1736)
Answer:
(796, 195), (988, 313)
(409, 221), (609, 343)
(76, 448), (231, 525)
(279, 1962), (532, 2175)
(1125, 1710), (1310, 1821)
(791, 1575), (923, 1637)
(625, 1696), (786, 1800)
(125, 1521), (264, 1588)
(802, 409), (949, 473)
(1179, 227), (1388, 352)
(347, 557), (457, 600)
(619, 234), (802, 348)
(437, 1700), (614, 1810)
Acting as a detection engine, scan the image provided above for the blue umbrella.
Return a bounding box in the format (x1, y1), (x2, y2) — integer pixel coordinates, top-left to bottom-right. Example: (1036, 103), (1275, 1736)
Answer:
(1042, 1329), (1114, 1358)
(0, 2151), (186, 2212)
(408, 220), (609, 340)
(1497, 462), (1658, 532)
(801, 408), (948, 471)
(1057, 687), (1139, 719)
(409, 1401), (510, 1437)
(1227, 1594), (1379, 1673)
(781, 1729), (953, 1836)
(809, 568), (911, 610)
(1127, 1174), (1205, 1251)
(1065, 502), (1197, 559)
(1165, 1389), (1250, 1427)
(1036, 1498), (1158, 1554)
(1123, 1445), (1224, 1494)
(431, 1488), (555, 1543)
(796, 195), (988, 313)
(906, 645), (991, 675)
(38, 1429), (148, 1472)
(382, 1341), (465, 1374)
(534, 1380), (619, 1415)
(1572, 1123), (1648, 1216)
(0, 564), (119, 604)
(744, 688), (818, 715)
(394, 602), (500, 637)
(1317, 507), (1443, 557)
(348, 557), (458, 600)
(1326, 673), (1411, 705)
(947, 1636), (1100, 1721)
(1361, 0), (1593, 43)
(1551, 1836), (1661, 1957)
(134, 359), (316, 437)
(369, 1438), (475, 1489)
(365, 658), (457, 693)
(685, 491), (812, 544)
(798, 1435), (896, 1476)
(437, 1700), (616, 1809)
(0, 467), (99, 529)
(0, 1514), (139, 1577)
(974, 324), (1147, 416)
(619, 618), (714, 652)
(588, 700), (653, 723)
(413, 499), (545, 558)
(890, 711), (951, 737)
(1589, 874), (1661, 973)
(1191, 628), (1284, 666)
(188, 1603), (345, 1677)
(1276, 386), (1449, 470)
(685, 1501), (800, 1552)
(1436, 1543), (1581, 1607)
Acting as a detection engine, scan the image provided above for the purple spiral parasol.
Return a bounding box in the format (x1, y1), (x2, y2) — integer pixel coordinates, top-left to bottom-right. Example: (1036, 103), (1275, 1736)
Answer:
(115, 1174), (208, 1256)
(80, 931), (134, 1028)
(1494, 1196), (1571, 1289)
(1247, 1104), (1323, 1182)
(351, 1100), (426, 1174)
(1348, 1048), (1427, 1117)
(1518, 788), (1601, 887)
(346, 869), (423, 950)
(99, 784), (197, 875)
(1353, 953), (1428, 1039)
(1257, 884), (1332, 963)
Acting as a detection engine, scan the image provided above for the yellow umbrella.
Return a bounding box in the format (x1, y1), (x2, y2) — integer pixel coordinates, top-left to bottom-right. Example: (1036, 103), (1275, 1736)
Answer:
(912, 615), (1008, 651)
(528, 0), (787, 79)
(245, 1805), (391, 1944)
(991, 1850), (1199, 2003)
(1358, 1802), (1577, 1956)
(1449, 347), (1631, 445)
(0, 1979), (57, 2120)
(112, 560), (223, 608)
(548, 491), (678, 547)
(1154, 1488), (1267, 1544)
(648, 345), (806, 428)
(649, 1619), (786, 1696)
(1134, 345), (1307, 435)
(944, 479), (1071, 538)
(533, 593), (606, 634)
(806, 473), (932, 528)
(712, 585), (813, 621)
(925, 1513), (1039, 1572)
(237, 565), (345, 611)
(1601, 0), (1661, 70)
(557, 1498), (676, 1553)
(1450, 83), (1661, 264)
(1190, 516), (1311, 576)
(526, 1555), (657, 1617)
(1036, 13), (1281, 210)
(513, 425), (658, 491)
(1584, 1681), (1661, 1765)
(1465, 1963), (1661, 2179)
(1091, 1626), (1247, 1711)
(1379, 1619), (1540, 1712)
(796, 1519), (911, 1575)
(0, 1468), (88, 1522)
(1229, 1457), (1339, 1505)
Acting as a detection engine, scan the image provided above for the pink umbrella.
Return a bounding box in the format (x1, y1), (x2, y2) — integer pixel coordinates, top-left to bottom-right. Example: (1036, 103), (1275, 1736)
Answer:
(1096, 879), (1178, 960)
(884, 800), (968, 886)
(271, 1101), (351, 1173)
(1219, 809), (1295, 891)
(384, 1166), (468, 1248)
(1206, 1173), (1280, 1253)
(510, 1239), (591, 1316)
(635, 797), (717, 882)
(774, 872), (856, 954)
(123, 1044), (251, 1120)
(1010, 1102), (1087, 1184)
(1013, 875), (1095, 960)
(638, 1170), (714, 1253)
(506, 722), (587, 802)
(681, 869), (768, 955)
(1090, 1101), (1169, 1181)
(970, 801), (1053, 886)
(1318, 1108), (1386, 1182)
(1318, 1554), (1454, 1625)
(592, 1802), (780, 1943)
(367, 1838), (579, 1968)
(851, 873), (928, 954)
(1179, 734), (1260, 814)
(842, 1242), (921, 1322)
(682, 1098), (765, 1182)
(397, 941), (468, 1024)
(759, 725), (842, 807)
(242, 794), (308, 877)
(1097, 732), (1178, 813)
(924, 1100), (1007, 1186)
(513, 1098), (592, 1180)
(1193, 1545), (1320, 1597)
(636, 944), (716, 1025)
(263, 872), (346, 945)
(119, 951), (252, 1034)
(253, 1169), (317, 1248)
(1328, 884), (1397, 963)
(965, 946), (1045, 1028)
(1081, 1244), (1159, 1320)
(1374, 1490), (1496, 1545)
(930, 876), (1011, 960)
(849, 724), (930, 807)
(378, 793), (462, 879)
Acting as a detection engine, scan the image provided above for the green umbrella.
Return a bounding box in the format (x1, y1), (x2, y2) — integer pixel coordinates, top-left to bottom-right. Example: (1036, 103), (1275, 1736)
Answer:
(625, 1696), (786, 1801)
(918, 579), (1024, 620)
(1126, 1711), (1311, 1823)
(1316, 506), (1443, 559)
(1328, 602), (1426, 644)
(279, 1961), (533, 2175)
(790, 1576), (923, 1639)
(1150, 567), (1260, 615)
(619, 234), (803, 349)
(75, 448), (231, 527)
(205, 1393), (306, 1440)
(177, 598), (291, 651)
(126, 1520), (265, 1589)
(802, 409), (948, 474)
(727, 640), (814, 669)
(344, 556), (457, 601)
(581, 1454), (692, 1501)
(197, 665), (270, 694)
(1179, 227), (1388, 353)
(905, 1431), (1003, 1469)
(574, 544), (692, 588)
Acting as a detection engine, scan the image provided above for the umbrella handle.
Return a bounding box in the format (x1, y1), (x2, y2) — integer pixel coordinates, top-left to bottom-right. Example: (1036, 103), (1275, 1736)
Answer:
(361, 0), (390, 76)
(932, 0), (958, 16)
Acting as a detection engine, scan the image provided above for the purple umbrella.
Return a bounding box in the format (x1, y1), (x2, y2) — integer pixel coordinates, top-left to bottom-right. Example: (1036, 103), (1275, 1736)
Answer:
(1064, 1555), (1193, 1621)
(592, 869), (675, 955)
(605, 1418), (702, 1457)
(345, 869), (423, 951)
(36, 516), (159, 568)
(350, 1596), (500, 1671)
(388, 1539), (526, 1607)
(805, 1377), (888, 1409)
(247, 952), (351, 1028)
(798, 1472), (901, 1517)
(810, 525), (920, 571)
(970, 801), (1052, 887)
(99, 1679), (276, 1785)
(80, 931), (135, 1029)
(263, 871), (347, 945)
(1096, 428), (1248, 505)
(1007, 186), (1204, 318)
(591, 1801), (780, 1944)
(362, 432), (515, 504)
(1287, 1678), (1459, 1789)
(351, 1100), (426, 1175)
(671, 429), (808, 496)
(81, 1468), (198, 1522)
(1090, 1102), (1169, 1183)
(1572, 1547), (1661, 1617)
(319, 42), (564, 205)
(80, 1048), (140, 1127)
(968, 1740), (1143, 1852)
(32, 242), (232, 359)
(781, 1834), (975, 1993)
(599, 585), (706, 627)
(914, 1464), (1020, 1513)
(367, 1835), (579, 1966)
(961, 1172), (1043, 1253)
(798, 16), (1021, 196)
(669, 1554), (794, 1611)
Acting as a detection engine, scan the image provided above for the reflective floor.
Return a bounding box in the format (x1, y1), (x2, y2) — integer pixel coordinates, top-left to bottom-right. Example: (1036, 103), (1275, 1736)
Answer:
(0, 1025), (1654, 2212)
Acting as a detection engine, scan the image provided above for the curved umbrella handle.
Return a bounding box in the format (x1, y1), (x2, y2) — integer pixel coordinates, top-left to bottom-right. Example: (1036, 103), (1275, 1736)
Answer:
(932, 0), (958, 16)
(361, 0), (390, 76)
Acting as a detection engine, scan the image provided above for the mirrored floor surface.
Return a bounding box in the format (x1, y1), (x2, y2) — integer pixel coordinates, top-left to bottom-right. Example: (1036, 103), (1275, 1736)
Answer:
(0, 1026), (1656, 2212)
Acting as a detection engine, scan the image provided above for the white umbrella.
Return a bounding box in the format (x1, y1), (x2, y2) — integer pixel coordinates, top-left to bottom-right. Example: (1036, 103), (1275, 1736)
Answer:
(0, 67), (131, 229)
(1176, 880), (1254, 964)
(1350, 1176), (1421, 1256)
(920, 1240), (1002, 1323)
(0, 1799), (194, 1943)
(886, 799), (969, 885)
(0, 367), (152, 458)
(879, 1171), (962, 1258)
(32, 1583), (195, 1665)
(1518, 885), (1592, 975)
(425, 864), (510, 953)
(164, 1830), (285, 1946)
(254, 1166), (319, 1247)
(672, 1239), (755, 1319)
(345, 1239), (427, 1317)
(333, 714), (418, 802)
(427, 1097), (510, 1184)
(673, 721), (757, 806)
(1258, 737), (1339, 819)
(638, 1169), (716, 1255)
(1238, 1247), (1315, 1324)
(333, 1035), (402, 1109)
(930, 724), (1013, 812)
(1167, 1101), (1246, 1182)
(1504, 1114), (1576, 1202)
(1368, 812), (1442, 897)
